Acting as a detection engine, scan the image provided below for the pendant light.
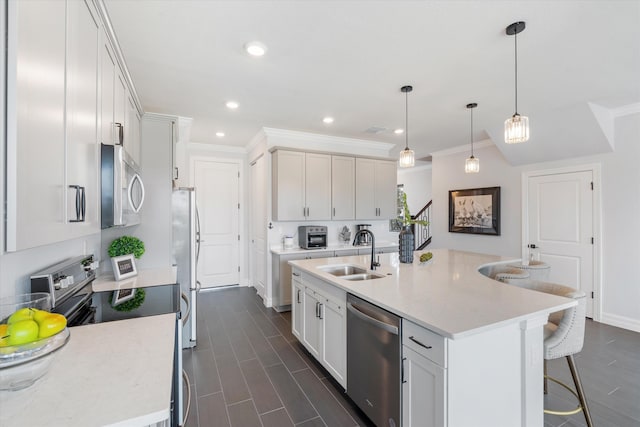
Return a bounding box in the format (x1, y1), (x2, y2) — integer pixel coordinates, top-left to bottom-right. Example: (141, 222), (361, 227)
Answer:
(465, 103), (480, 173)
(399, 85), (415, 168)
(504, 21), (529, 144)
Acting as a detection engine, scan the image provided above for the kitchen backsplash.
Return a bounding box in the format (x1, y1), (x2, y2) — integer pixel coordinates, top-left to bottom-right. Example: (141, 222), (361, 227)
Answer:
(269, 220), (398, 249)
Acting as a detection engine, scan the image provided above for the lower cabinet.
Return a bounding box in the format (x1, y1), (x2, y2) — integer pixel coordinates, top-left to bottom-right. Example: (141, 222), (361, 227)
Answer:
(402, 319), (447, 427)
(402, 346), (446, 427)
(291, 268), (346, 388)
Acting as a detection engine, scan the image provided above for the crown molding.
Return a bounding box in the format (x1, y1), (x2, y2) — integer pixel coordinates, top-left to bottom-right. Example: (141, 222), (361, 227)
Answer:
(261, 127), (395, 157)
(430, 139), (494, 158)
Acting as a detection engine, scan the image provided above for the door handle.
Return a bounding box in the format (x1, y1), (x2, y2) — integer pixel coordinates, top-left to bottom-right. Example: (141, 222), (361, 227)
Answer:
(297, 289), (301, 304)
(69, 185), (86, 222)
(402, 357), (407, 384)
(318, 303), (323, 320)
(347, 302), (399, 335)
(528, 244), (538, 249)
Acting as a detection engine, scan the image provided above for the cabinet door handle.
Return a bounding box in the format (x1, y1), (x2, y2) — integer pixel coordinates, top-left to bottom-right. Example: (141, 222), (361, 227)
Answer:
(315, 302), (319, 318)
(292, 272), (300, 277)
(319, 303), (323, 319)
(69, 185), (85, 223)
(402, 357), (407, 384)
(409, 336), (433, 349)
(297, 289), (301, 304)
(333, 207), (336, 217)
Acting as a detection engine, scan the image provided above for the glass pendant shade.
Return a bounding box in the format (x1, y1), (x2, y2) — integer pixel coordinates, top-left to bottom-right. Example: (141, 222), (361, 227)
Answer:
(504, 113), (530, 143)
(399, 148), (415, 168)
(465, 156), (480, 173)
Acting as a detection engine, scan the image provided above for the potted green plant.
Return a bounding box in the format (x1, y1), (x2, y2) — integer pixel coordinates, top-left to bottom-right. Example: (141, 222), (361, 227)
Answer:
(108, 235), (145, 259)
(398, 193), (429, 263)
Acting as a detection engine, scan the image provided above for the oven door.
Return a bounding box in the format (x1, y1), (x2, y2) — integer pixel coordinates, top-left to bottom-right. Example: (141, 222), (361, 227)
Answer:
(53, 282), (95, 326)
(308, 233), (327, 248)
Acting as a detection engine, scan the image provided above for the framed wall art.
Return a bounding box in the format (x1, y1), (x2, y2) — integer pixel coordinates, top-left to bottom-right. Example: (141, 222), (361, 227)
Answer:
(449, 186), (500, 235)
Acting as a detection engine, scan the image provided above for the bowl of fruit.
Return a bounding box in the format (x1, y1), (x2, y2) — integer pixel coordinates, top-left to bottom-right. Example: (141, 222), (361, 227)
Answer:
(0, 293), (69, 391)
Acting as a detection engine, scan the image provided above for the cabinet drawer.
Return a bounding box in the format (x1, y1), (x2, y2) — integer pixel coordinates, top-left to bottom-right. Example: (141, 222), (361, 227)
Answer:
(403, 320), (446, 368)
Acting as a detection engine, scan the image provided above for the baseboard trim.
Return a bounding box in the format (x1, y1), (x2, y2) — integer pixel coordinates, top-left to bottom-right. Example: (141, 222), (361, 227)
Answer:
(600, 312), (640, 333)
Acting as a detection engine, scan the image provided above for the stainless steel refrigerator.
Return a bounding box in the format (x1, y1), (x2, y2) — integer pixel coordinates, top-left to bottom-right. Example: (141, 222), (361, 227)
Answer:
(172, 187), (200, 349)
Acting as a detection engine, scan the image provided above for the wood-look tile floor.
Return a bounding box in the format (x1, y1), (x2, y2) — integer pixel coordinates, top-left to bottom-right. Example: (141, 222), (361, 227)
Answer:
(182, 286), (640, 427)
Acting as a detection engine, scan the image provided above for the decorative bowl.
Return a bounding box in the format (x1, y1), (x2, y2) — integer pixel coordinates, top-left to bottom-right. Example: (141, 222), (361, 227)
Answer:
(0, 293), (70, 391)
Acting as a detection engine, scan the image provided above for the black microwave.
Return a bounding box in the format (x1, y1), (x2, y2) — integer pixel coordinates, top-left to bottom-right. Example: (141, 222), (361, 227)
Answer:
(298, 225), (328, 249)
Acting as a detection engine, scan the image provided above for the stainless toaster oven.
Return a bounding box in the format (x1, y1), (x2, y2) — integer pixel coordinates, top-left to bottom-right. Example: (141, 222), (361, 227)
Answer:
(298, 225), (327, 249)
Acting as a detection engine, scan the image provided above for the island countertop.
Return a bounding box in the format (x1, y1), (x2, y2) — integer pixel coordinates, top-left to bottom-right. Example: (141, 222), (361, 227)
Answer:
(289, 248), (576, 339)
(0, 314), (176, 427)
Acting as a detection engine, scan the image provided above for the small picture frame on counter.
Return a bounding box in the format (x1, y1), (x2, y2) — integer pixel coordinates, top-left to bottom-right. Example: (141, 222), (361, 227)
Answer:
(111, 254), (138, 281)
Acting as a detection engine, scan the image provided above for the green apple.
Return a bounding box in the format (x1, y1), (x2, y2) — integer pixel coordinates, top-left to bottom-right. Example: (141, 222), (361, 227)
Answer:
(31, 308), (50, 324)
(6, 319), (39, 345)
(7, 308), (35, 324)
(37, 313), (67, 338)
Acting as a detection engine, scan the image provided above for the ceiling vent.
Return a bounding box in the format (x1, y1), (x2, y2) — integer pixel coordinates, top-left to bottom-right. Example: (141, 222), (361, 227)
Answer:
(364, 126), (388, 134)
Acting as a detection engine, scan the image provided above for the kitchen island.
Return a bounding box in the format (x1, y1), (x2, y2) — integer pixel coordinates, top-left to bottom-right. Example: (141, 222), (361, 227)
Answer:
(0, 314), (176, 427)
(289, 248), (577, 427)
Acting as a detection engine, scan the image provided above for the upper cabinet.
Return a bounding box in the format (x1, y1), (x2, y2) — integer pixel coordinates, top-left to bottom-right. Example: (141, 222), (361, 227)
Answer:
(272, 150), (396, 222)
(272, 150), (332, 221)
(6, 0), (143, 252)
(355, 158), (397, 219)
(331, 156), (355, 220)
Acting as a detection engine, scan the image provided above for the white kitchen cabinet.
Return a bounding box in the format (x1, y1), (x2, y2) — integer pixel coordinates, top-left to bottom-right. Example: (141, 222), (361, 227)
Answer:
(272, 251), (327, 309)
(292, 275), (304, 340)
(126, 93), (141, 167)
(65, 0), (101, 237)
(331, 155), (355, 220)
(6, 0), (100, 251)
(272, 150), (331, 221)
(292, 269), (347, 388)
(402, 345), (446, 427)
(100, 34), (116, 145)
(355, 158), (397, 219)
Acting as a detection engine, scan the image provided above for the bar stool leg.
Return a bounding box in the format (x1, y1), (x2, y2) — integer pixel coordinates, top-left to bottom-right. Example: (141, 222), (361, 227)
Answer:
(566, 355), (594, 427)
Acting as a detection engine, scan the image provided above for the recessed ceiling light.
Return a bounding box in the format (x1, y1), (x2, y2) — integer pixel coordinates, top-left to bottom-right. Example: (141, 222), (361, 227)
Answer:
(394, 129), (404, 134)
(244, 41), (267, 57)
(323, 117), (334, 124)
(226, 101), (239, 110)
(216, 132), (225, 137)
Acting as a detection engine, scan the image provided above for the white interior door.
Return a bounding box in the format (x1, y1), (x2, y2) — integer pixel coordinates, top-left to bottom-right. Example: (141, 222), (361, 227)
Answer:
(527, 170), (594, 317)
(250, 156), (266, 298)
(194, 160), (239, 288)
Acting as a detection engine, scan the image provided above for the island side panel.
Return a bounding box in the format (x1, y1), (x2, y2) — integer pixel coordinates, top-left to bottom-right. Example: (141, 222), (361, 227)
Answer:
(446, 322), (524, 427)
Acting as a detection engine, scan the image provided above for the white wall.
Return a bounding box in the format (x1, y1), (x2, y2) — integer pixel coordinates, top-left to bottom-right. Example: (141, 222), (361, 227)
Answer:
(430, 113), (640, 331)
(397, 164), (432, 215)
(431, 143), (522, 256)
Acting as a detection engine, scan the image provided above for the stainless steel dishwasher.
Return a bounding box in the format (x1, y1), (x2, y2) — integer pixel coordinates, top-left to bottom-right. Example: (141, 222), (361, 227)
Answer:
(347, 293), (401, 427)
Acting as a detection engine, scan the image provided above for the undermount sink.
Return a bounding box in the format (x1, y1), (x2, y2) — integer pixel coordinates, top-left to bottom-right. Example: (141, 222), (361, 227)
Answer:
(319, 265), (367, 277)
(342, 273), (386, 281)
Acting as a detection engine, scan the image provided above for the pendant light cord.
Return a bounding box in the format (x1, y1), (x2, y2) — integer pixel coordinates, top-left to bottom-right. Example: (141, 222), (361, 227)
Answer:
(514, 30), (518, 115)
(470, 107), (474, 157)
(405, 90), (409, 150)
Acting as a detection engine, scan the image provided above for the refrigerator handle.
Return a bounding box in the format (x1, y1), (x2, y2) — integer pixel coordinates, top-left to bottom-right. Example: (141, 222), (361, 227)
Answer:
(195, 204), (202, 264)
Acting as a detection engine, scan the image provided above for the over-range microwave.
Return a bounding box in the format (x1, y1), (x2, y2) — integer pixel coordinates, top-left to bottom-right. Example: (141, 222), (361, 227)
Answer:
(101, 144), (145, 228)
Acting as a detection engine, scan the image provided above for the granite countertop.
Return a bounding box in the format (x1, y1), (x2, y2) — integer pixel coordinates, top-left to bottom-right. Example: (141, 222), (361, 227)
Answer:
(93, 267), (177, 292)
(289, 248), (576, 339)
(271, 241), (398, 255)
(0, 314), (176, 427)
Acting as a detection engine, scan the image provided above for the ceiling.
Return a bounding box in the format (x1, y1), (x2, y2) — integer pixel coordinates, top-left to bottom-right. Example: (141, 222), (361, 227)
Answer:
(103, 0), (640, 164)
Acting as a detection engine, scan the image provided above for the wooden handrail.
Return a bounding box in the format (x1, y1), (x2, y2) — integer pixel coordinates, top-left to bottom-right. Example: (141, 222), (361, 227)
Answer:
(412, 199), (432, 220)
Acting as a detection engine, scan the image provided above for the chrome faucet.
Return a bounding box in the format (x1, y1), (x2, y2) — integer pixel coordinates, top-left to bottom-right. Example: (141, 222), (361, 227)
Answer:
(352, 229), (380, 270)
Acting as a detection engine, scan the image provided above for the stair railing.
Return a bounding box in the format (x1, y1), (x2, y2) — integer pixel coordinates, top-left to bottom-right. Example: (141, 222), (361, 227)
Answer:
(411, 200), (432, 250)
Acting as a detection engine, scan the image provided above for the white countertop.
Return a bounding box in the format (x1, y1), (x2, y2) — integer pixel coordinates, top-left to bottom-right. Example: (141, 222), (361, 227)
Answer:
(289, 248), (576, 339)
(271, 241), (398, 255)
(0, 314), (176, 427)
(93, 267), (177, 292)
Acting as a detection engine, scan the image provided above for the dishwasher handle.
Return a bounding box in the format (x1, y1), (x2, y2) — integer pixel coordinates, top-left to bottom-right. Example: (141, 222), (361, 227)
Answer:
(347, 302), (399, 335)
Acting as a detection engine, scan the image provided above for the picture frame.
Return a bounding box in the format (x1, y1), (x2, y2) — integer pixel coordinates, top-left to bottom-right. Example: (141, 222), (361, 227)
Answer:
(449, 186), (501, 235)
(111, 254), (138, 281)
